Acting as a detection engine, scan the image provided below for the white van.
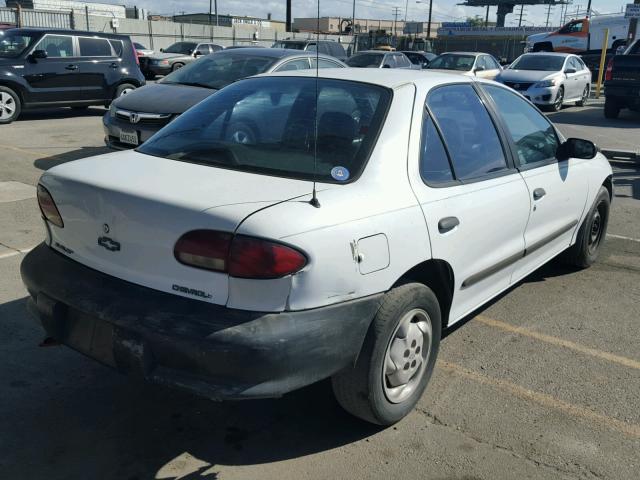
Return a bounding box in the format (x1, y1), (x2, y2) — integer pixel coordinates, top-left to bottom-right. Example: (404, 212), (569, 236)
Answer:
(526, 15), (629, 54)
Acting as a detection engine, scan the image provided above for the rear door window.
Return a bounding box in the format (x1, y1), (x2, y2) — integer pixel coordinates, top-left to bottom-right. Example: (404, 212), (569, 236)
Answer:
(108, 39), (124, 57)
(138, 77), (392, 183)
(310, 58), (345, 68)
(79, 37), (113, 57)
(35, 35), (74, 57)
(427, 84), (508, 180)
(420, 115), (454, 184)
(275, 58), (311, 71)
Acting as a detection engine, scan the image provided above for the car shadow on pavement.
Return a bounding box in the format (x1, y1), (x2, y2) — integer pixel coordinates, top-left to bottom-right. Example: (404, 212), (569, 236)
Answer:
(547, 106), (640, 128)
(33, 146), (112, 170)
(0, 297), (380, 480)
(18, 107), (107, 122)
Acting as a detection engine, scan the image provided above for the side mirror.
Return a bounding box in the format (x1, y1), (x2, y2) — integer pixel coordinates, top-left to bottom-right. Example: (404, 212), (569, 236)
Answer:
(31, 49), (47, 59)
(474, 66), (486, 74)
(160, 48), (164, 52)
(194, 50), (203, 57)
(565, 68), (577, 74)
(557, 138), (598, 160)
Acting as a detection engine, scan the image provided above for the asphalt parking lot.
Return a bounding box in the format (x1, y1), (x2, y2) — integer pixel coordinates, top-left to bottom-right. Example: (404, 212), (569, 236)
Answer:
(1, 101), (639, 480)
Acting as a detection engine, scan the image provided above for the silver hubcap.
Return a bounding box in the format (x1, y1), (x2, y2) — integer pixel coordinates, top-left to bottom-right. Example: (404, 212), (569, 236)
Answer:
(0, 92), (16, 120)
(231, 129), (252, 144)
(383, 308), (432, 404)
(555, 89), (564, 109)
(119, 88), (133, 97)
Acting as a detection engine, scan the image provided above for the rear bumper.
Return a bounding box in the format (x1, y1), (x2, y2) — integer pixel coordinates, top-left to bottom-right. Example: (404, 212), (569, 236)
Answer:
(605, 83), (640, 107)
(21, 244), (382, 400)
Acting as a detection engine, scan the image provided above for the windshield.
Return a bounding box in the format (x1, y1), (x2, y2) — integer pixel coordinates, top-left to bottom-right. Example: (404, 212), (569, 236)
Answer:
(272, 41), (306, 50)
(164, 42), (197, 54)
(0, 31), (38, 58)
(346, 53), (383, 68)
(510, 55), (566, 71)
(427, 54), (476, 71)
(160, 53), (277, 90)
(138, 77), (392, 183)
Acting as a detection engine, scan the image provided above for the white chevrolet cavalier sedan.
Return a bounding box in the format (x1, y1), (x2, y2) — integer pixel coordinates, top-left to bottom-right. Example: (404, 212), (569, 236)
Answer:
(22, 69), (612, 425)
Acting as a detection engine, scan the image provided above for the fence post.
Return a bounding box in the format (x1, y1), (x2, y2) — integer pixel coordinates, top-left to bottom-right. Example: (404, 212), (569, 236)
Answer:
(70, 10), (76, 30)
(148, 18), (154, 50)
(16, 5), (22, 28)
(85, 5), (90, 30)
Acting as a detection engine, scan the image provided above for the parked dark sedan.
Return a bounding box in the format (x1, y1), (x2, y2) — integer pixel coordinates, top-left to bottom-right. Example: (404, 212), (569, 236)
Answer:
(141, 41), (224, 78)
(103, 48), (346, 149)
(0, 28), (144, 124)
(401, 51), (437, 69)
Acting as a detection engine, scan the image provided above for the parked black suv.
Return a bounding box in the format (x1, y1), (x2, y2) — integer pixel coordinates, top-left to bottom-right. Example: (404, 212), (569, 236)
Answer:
(0, 28), (145, 124)
(271, 39), (347, 61)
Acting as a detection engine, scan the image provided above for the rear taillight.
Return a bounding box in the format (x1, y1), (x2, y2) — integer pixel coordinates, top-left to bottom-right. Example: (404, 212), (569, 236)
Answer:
(132, 42), (139, 66)
(174, 230), (307, 279)
(605, 59), (614, 81)
(37, 184), (63, 228)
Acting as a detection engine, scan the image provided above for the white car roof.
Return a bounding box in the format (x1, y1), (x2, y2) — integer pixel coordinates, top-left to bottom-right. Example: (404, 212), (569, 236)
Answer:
(258, 68), (474, 90)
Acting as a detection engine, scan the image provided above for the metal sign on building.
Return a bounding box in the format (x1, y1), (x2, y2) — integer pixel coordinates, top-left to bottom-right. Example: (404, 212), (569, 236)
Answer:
(625, 3), (640, 18)
(403, 22), (423, 34)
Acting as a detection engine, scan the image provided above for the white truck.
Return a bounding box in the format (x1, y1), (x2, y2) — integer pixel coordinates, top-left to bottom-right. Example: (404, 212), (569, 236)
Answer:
(526, 15), (629, 54)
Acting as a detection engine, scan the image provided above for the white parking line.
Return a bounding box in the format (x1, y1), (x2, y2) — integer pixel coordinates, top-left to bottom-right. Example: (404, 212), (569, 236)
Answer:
(0, 247), (35, 260)
(608, 233), (640, 243)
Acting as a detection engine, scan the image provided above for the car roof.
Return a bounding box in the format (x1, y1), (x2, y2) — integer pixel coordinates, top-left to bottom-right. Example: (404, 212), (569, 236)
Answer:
(258, 68), (473, 90)
(520, 52), (573, 58)
(352, 50), (388, 55)
(215, 48), (338, 59)
(4, 27), (127, 39)
(439, 51), (484, 56)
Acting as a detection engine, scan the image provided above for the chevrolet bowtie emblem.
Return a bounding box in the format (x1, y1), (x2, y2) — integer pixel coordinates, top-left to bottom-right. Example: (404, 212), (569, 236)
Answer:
(98, 236), (121, 252)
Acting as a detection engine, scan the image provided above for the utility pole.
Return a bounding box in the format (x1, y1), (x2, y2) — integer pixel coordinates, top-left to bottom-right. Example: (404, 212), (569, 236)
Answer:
(485, 5), (490, 27)
(427, 0), (433, 39)
(392, 6), (401, 38)
(286, 0), (291, 32)
(518, 5), (526, 27)
(586, 0), (592, 18)
(352, 0), (356, 35)
(545, 4), (553, 28)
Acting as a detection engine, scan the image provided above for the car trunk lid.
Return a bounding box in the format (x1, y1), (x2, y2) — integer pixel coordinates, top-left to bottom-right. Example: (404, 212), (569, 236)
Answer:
(41, 150), (314, 306)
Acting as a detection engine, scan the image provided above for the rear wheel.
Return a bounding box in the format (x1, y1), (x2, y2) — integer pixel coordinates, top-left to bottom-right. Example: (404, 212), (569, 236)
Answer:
(562, 186), (610, 268)
(172, 62), (184, 72)
(576, 85), (589, 107)
(604, 97), (620, 119)
(0, 86), (21, 124)
(115, 83), (136, 99)
(331, 283), (441, 425)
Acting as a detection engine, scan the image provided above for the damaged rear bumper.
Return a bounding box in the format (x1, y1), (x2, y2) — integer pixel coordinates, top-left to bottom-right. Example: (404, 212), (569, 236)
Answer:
(20, 244), (382, 400)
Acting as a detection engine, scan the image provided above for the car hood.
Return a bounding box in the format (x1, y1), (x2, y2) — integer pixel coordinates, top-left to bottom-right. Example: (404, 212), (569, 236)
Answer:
(527, 32), (550, 44)
(112, 83), (215, 114)
(147, 52), (186, 60)
(499, 69), (561, 83)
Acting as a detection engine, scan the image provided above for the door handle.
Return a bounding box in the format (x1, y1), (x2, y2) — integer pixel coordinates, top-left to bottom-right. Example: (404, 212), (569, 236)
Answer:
(533, 188), (546, 200)
(438, 216), (460, 234)
(65, 64), (78, 70)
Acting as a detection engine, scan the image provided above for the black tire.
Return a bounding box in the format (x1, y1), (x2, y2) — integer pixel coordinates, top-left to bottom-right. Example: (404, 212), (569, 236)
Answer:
(144, 72), (156, 80)
(604, 97), (620, 119)
(172, 62), (184, 72)
(576, 85), (589, 107)
(331, 283), (442, 426)
(114, 83), (136, 99)
(0, 85), (21, 124)
(562, 186), (610, 268)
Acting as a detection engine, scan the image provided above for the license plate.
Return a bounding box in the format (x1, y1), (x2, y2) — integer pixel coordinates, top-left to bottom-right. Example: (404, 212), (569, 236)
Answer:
(119, 129), (138, 146)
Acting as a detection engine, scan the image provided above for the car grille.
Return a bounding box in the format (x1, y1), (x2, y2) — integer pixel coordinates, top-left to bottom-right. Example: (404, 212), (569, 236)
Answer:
(115, 109), (172, 126)
(504, 82), (535, 91)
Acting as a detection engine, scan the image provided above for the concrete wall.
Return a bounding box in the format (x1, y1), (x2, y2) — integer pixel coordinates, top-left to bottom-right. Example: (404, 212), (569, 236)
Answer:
(1, 7), (354, 51)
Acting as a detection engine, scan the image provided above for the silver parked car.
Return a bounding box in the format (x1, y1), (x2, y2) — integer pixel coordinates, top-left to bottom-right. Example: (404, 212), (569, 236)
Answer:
(497, 53), (592, 112)
(345, 50), (413, 69)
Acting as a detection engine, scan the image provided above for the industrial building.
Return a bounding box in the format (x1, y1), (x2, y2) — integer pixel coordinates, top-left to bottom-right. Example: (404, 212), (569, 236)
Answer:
(172, 13), (286, 33)
(6, 0), (127, 17)
(293, 16), (441, 37)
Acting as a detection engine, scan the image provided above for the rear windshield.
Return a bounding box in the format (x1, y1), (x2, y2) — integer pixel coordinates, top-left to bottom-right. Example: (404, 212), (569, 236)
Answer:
(159, 53), (277, 90)
(272, 41), (306, 50)
(346, 53), (384, 68)
(427, 54), (475, 71)
(138, 77), (391, 183)
(510, 55), (565, 71)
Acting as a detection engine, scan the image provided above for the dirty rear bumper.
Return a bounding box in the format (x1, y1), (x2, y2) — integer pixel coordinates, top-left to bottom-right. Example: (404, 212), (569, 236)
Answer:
(21, 244), (382, 400)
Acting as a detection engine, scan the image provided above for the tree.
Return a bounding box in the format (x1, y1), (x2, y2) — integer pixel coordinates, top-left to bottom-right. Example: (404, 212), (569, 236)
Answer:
(466, 16), (485, 27)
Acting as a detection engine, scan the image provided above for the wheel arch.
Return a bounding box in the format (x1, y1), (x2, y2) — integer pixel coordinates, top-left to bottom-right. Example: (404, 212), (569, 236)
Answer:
(603, 175), (613, 201)
(0, 79), (26, 104)
(392, 259), (455, 328)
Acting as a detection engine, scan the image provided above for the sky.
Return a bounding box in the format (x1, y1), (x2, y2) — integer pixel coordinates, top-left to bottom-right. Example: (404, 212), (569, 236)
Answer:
(105, 0), (631, 26)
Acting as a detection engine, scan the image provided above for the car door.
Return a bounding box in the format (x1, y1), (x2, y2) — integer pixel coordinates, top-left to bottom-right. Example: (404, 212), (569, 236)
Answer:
(408, 83), (531, 323)
(572, 56), (591, 98)
(21, 34), (82, 104)
(563, 56), (583, 99)
(480, 83), (588, 282)
(76, 36), (119, 101)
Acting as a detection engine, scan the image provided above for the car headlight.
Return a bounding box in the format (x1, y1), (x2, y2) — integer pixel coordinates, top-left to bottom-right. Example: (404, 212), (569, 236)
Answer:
(535, 78), (560, 88)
